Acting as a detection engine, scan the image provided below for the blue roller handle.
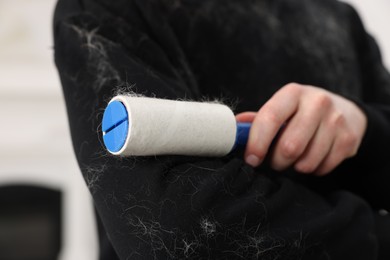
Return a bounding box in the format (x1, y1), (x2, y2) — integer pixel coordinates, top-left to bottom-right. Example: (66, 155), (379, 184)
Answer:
(235, 122), (251, 148)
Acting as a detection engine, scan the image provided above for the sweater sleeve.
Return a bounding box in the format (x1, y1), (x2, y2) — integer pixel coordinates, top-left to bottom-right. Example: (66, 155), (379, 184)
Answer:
(342, 2), (390, 159)
(330, 3), (390, 211)
(346, 3), (390, 163)
(54, 0), (378, 259)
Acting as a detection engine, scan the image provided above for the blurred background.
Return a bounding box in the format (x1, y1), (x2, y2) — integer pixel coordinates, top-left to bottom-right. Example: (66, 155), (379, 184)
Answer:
(0, 0), (389, 259)
(0, 1), (98, 260)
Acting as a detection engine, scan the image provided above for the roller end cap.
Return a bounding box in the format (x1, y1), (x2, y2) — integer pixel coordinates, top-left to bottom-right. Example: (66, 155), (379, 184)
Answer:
(102, 101), (129, 153)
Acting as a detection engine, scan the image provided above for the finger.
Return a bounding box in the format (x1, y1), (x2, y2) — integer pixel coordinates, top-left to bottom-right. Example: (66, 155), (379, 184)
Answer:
(235, 112), (257, 122)
(314, 133), (356, 176)
(294, 122), (335, 174)
(245, 83), (302, 167)
(270, 94), (325, 171)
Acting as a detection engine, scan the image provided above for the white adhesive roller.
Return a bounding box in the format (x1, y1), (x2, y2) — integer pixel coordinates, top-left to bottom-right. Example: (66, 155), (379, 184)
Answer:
(102, 95), (251, 157)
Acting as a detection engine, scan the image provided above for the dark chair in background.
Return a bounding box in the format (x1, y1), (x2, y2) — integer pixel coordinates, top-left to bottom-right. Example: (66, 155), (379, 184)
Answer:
(0, 185), (62, 260)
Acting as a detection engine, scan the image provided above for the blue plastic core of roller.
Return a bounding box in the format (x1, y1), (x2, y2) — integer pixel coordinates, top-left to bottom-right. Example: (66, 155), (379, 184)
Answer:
(102, 101), (129, 153)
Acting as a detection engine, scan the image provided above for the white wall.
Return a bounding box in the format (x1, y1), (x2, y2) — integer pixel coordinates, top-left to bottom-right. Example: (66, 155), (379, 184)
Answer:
(342, 0), (390, 70)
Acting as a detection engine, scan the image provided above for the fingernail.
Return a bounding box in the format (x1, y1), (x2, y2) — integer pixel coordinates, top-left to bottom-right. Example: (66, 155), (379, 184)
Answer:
(246, 155), (260, 167)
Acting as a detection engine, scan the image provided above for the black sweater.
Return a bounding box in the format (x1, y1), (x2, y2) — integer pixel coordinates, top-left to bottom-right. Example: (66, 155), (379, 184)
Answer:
(54, 0), (390, 259)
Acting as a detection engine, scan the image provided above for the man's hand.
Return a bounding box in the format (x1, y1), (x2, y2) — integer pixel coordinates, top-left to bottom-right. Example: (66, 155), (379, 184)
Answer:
(236, 83), (367, 176)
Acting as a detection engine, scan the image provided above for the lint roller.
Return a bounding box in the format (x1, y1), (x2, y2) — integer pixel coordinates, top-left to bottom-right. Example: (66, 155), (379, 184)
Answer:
(102, 95), (251, 157)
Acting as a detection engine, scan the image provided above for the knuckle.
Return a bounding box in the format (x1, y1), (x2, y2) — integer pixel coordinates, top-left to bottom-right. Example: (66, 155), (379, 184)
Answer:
(314, 93), (332, 110)
(333, 112), (346, 127)
(261, 106), (282, 125)
(281, 140), (302, 159)
(284, 82), (303, 94)
(328, 112), (346, 129)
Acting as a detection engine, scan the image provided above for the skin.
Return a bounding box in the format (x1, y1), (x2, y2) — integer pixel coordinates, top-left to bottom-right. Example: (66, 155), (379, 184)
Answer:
(236, 83), (367, 176)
